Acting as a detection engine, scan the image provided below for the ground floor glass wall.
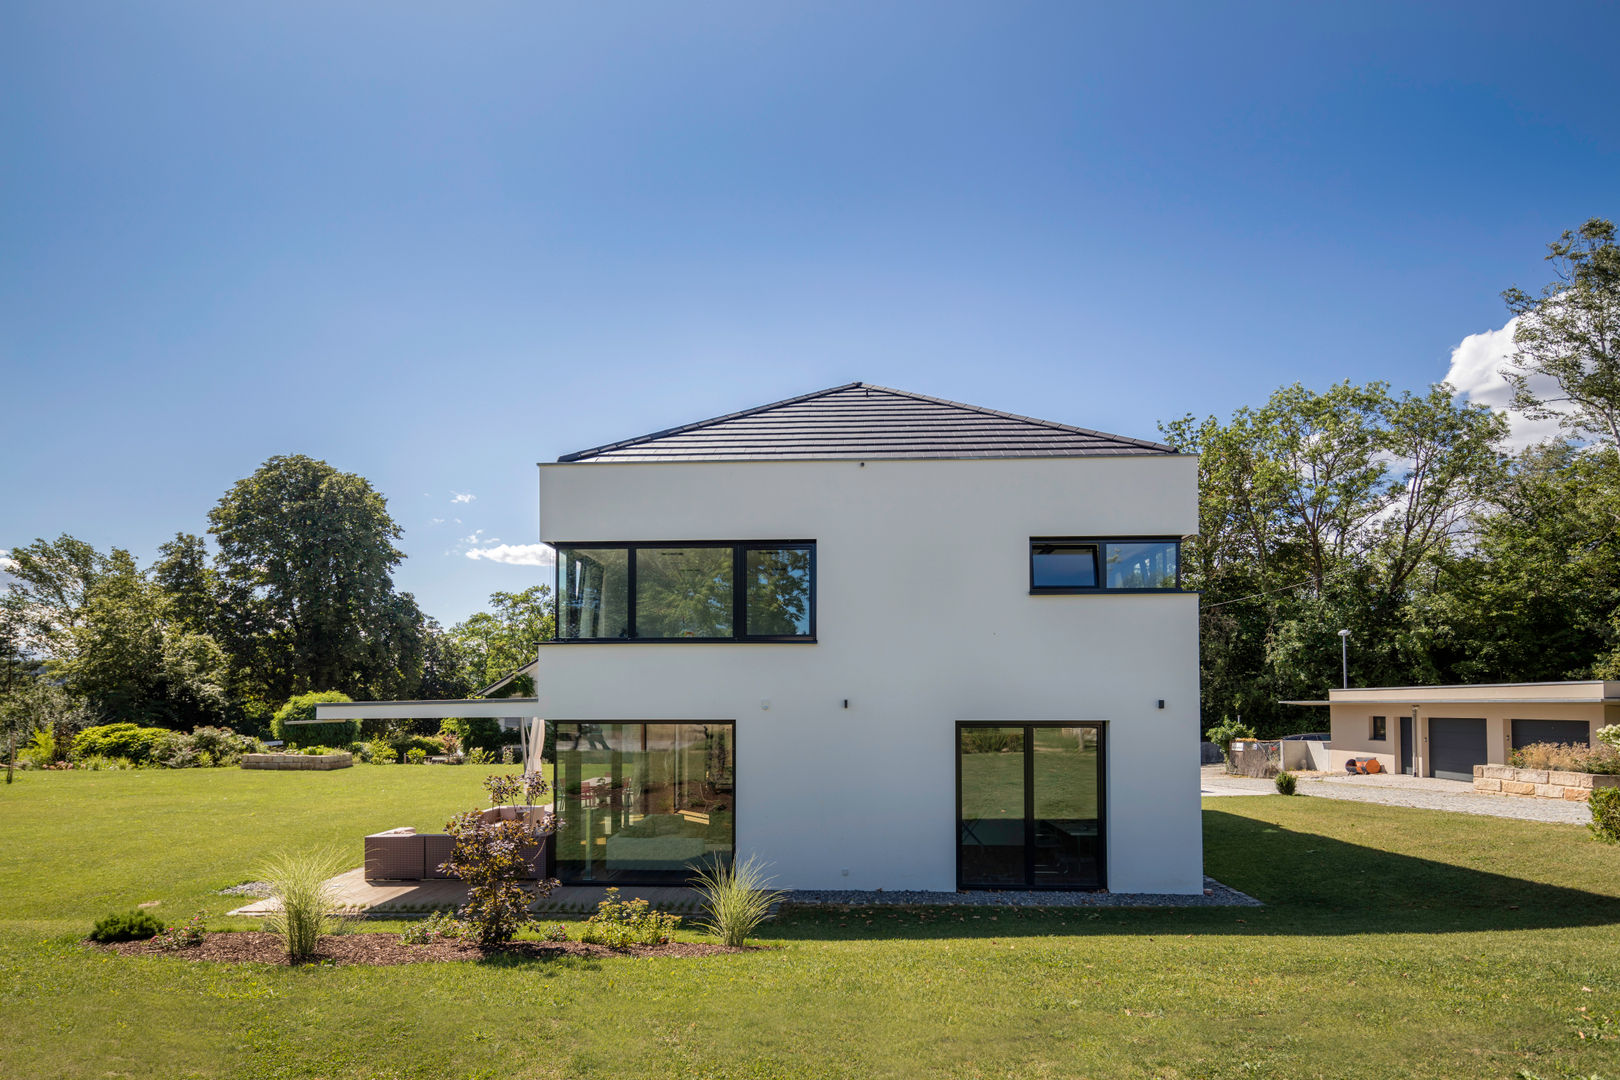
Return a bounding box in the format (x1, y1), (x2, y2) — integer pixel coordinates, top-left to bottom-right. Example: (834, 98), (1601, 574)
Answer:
(554, 722), (735, 884)
(958, 723), (1104, 890)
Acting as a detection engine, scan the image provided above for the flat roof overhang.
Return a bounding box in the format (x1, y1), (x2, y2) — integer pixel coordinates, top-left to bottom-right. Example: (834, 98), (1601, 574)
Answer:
(306, 698), (539, 723)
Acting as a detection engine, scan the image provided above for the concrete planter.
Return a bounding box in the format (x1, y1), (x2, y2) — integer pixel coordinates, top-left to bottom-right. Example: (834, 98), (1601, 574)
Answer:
(241, 752), (353, 771)
(1473, 763), (1620, 802)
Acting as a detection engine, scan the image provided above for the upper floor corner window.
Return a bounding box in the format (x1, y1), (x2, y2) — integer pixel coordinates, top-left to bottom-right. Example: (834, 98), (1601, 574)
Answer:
(555, 541), (815, 642)
(1030, 538), (1181, 593)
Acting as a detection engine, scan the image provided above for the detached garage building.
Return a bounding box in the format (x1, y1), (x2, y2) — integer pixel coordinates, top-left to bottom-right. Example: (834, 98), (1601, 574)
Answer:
(1298, 682), (1618, 782)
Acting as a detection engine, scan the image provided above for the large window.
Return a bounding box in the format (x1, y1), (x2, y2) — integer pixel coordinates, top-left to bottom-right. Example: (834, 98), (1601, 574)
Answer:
(1030, 538), (1181, 593)
(554, 722), (735, 884)
(555, 542), (815, 641)
(958, 723), (1104, 890)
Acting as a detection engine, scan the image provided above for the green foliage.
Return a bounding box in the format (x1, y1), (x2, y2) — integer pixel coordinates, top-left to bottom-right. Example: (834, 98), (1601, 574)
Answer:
(541, 922), (568, 942)
(1589, 787), (1620, 845)
(270, 691), (357, 748)
(88, 909), (165, 943)
(1274, 771), (1298, 795)
(71, 723), (175, 764)
(1598, 724), (1620, 753)
(466, 747), (494, 765)
(365, 738), (396, 764)
(258, 848), (349, 961)
(1502, 218), (1620, 449)
(208, 455), (424, 704)
(405, 747), (427, 765)
(1204, 720), (1257, 761)
(690, 855), (785, 947)
(445, 586), (552, 689)
(578, 887), (681, 949)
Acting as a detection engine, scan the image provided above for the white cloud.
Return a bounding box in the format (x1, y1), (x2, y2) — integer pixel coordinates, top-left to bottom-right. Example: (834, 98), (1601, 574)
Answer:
(0, 549), (16, 573)
(428, 517), (445, 526)
(465, 543), (556, 567)
(1444, 315), (1570, 450)
(451, 492), (476, 504)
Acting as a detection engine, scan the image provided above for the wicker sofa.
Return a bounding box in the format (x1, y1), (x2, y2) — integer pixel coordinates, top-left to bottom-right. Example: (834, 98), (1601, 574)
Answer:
(364, 805), (552, 881)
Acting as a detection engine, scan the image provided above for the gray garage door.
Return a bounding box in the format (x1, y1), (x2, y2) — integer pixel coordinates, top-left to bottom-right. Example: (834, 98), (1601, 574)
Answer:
(1511, 718), (1592, 749)
(1429, 717), (1487, 783)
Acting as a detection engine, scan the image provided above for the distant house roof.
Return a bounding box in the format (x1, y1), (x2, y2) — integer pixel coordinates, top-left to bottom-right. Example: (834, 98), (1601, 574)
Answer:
(556, 382), (1177, 463)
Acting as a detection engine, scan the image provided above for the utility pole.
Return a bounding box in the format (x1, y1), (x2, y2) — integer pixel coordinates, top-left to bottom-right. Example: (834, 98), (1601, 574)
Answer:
(1337, 629), (1351, 689)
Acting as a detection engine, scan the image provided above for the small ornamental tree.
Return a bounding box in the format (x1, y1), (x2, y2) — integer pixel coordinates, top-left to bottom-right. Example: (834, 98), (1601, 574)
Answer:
(439, 771), (558, 945)
(1204, 719), (1257, 763)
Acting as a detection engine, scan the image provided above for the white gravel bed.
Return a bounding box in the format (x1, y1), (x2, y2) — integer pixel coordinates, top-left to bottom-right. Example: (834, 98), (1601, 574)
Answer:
(780, 876), (1260, 908)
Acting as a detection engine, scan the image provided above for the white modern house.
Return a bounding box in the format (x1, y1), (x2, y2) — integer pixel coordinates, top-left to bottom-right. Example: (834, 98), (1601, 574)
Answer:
(322, 382), (1203, 894)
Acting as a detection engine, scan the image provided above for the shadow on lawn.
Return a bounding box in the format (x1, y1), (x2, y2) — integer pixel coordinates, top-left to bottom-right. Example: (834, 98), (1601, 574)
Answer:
(764, 808), (1620, 941)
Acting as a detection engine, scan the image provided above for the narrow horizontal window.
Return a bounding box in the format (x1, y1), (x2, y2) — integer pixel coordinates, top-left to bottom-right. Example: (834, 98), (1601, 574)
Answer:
(1030, 538), (1182, 593)
(554, 541), (815, 642)
(1031, 542), (1099, 590)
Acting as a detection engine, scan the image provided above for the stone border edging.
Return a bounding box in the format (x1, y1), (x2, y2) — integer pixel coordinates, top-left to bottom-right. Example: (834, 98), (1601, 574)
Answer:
(1473, 763), (1618, 801)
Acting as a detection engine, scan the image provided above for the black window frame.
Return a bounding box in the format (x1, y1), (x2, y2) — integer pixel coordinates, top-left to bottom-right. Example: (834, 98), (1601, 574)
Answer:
(553, 540), (816, 643)
(1029, 536), (1185, 594)
(955, 721), (1107, 892)
(1370, 716), (1387, 742)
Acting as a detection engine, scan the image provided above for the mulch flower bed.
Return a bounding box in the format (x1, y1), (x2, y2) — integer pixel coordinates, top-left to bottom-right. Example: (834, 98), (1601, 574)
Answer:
(93, 932), (745, 966)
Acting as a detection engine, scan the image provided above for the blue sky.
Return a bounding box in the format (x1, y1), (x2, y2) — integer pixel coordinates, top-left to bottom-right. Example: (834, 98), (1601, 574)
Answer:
(3, 2), (1617, 624)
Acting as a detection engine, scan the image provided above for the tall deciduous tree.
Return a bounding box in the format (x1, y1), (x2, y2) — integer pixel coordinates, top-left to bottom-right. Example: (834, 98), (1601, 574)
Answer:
(446, 585), (553, 691)
(1503, 218), (1620, 448)
(208, 455), (423, 708)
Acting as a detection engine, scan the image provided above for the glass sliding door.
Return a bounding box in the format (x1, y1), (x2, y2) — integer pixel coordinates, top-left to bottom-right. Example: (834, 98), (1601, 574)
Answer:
(957, 727), (1026, 887)
(554, 722), (735, 884)
(1031, 726), (1102, 888)
(957, 723), (1104, 890)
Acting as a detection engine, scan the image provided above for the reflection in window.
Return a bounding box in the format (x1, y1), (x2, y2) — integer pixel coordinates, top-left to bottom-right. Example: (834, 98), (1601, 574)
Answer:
(1105, 542), (1179, 589)
(554, 722), (735, 884)
(559, 547), (629, 639)
(635, 547), (734, 639)
(1031, 542), (1099, 589)
(745, 547), (812, 636)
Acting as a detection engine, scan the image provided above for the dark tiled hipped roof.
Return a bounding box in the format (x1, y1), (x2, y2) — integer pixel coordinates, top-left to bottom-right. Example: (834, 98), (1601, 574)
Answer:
(557, 383), (1175, 462)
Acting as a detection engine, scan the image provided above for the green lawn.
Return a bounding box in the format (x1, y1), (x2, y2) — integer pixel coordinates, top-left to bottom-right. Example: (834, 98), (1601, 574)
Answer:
(3, 769), (1619, 1079)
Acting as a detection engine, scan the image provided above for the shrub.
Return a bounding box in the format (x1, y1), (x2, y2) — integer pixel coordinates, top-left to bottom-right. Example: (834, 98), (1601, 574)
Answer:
(270, 691), (358, 749)
(690, 855), (785, 947)
(406, 747), (427, 765)
(18, 728), (58, 769)
(1204, 719), (1258, 763)
(89, 910), (165, 943)
(501, 745), (517, 765)
(1509, 741), (1620, 775)
(962, 727), (1023, 754)
(366, 738), (396, 764)
(578, 889), (681, 948)
(399, 910), (462, 945)
(1591, 788), (1620, 845)
(1274, 770), (1298, 796)
(467, 747), (494, 766)
(187, 726), (252, 766)
(541, 922), (568, 943)
(258, 847), (350, 961)
(440, 717), (503, 756)
(154, 911), (208, 949)
(440, 811), (554, 945)
(70, 723), (173, 764)
(1595, 724), (1620, 753)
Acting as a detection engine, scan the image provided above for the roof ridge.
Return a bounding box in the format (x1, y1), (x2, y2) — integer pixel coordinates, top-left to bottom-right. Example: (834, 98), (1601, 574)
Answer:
(556, 381), (1176, 461)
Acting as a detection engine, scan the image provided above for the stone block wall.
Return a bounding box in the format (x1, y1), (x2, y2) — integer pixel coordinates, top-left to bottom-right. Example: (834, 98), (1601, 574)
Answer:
(241, 752), (354, 771)
(1473, 763), (1620, 801)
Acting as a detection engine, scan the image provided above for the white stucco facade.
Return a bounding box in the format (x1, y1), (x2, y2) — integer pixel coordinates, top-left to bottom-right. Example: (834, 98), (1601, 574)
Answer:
(534, 453), (1204, 894)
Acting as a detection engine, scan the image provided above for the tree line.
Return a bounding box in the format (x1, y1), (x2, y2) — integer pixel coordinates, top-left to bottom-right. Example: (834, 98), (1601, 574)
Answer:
(1174, 218), (1620, 735)
(1, 454), (551, 742)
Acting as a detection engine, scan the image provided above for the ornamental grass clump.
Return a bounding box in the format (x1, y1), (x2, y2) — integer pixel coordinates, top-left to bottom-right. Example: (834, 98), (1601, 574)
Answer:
(259, 847), (350, 962)
(691, 855), (786, 947)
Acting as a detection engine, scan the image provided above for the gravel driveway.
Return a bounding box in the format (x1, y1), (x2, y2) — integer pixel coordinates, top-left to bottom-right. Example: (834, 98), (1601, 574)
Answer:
(1200, 765), (1592, 825)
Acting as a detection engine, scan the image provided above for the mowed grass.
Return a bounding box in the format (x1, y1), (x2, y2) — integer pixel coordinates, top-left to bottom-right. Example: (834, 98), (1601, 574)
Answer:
(0, 771), (1617, 1079)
